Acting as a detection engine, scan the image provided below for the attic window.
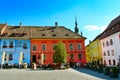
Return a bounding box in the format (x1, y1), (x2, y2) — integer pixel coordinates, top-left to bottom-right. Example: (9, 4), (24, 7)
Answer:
(1, 33), (8, 37)
(51, 30), (54, 32)
(21, 33), (27, 37)
(65, 34), (69, 36)
(52, 34), (56, 37)
(22, 33), (27, 35)
(111, 27), (114, 31)
(10, 33), (21, 37)
(42, 34), (45, 36)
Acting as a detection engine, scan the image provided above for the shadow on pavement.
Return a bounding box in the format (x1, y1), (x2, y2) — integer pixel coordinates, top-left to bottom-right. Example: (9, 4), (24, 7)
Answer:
(72, 67), (119, 80)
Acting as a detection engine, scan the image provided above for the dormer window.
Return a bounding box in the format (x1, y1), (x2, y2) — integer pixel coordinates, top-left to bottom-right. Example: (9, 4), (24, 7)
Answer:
(51, 30), (54, 32)
(111, 27), (114, 31)
(1, 33), (8, 37)
(42, 34), (45, 36)
(52, 34), (56, 37)
(22, 33), (27, 36)
(10, 33), (21, 37)
(21, 33), (27, 36)
(65, 34), (69, 36)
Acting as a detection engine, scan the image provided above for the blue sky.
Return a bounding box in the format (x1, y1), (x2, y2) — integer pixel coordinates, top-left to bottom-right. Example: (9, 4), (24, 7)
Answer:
(0, 0), (120, 45)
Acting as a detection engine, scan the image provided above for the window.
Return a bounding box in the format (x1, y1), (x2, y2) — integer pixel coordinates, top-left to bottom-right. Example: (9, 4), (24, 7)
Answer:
(16, 42), (22, 47)
(42, 44), (46, 50)
(110, 39), (113, 45)
(103, 42), (105, 47)
(78, 54), (82, 59)
(107, 50), (110, 56)
(9, 41), (14, 48)
(38, 55), (40, 59)
(113, 59), (116, 65)
(23, 42), (27, 49)
(32, 45), (36, 51)
(109, 60), (111, 65)
(106, 41), (109, 46)
(119, 34), (120, 42)
(52, 34), (56, 37)
(52, 44), (56, 50)
(3, 41), (7, 48)
(9, 54), (13, 60)
(111, 49), (114, 56)
(77, 43), (82, 50)
(104, 52), (106, 56)
(104, 60), (106, 65)
(44, 54), (46, 60)
(70, 54), (74, 60)
(65, 34), (69, 36)
(69, 44), (73, 50)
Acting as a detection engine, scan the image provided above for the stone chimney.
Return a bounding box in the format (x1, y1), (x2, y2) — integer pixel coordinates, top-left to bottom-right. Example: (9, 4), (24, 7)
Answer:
(55, 22), (58, 27)
(20, 22), (22, 28)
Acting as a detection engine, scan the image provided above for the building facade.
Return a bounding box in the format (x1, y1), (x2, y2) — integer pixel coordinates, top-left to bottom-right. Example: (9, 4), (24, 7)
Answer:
(86, 15), (120, 66)
(99, 15), (120, 66)
(30, 23), (86, 66)
(0, 39), (30, 65)
(86, 39), (102, 64)
(0, 21), (86, 66)
(31, 38), (86, 65)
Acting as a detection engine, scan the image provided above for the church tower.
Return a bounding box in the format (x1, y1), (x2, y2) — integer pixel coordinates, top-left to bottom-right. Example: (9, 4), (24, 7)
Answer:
(74, 17), (79, 34)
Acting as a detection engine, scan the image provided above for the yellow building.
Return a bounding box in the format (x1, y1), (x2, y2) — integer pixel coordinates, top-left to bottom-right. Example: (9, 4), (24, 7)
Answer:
(86, 37), (102, 64)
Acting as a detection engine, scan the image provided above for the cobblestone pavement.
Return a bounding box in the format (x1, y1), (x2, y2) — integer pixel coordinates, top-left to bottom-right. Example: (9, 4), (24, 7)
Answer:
(0, 68), (119, 80)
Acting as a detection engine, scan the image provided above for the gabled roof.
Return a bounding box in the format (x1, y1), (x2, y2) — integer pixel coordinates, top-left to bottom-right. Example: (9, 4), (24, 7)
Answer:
(0, 25), (86, 39)
(99, 15), (120, 39)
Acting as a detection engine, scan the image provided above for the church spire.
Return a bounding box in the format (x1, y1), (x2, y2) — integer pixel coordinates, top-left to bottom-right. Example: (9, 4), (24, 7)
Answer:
(75, 17), (77, 27)
(74, 17), (79, 34)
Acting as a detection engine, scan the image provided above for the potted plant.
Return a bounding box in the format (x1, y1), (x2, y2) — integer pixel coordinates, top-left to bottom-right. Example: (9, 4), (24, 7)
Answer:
(109, 66), (119, 78)
(104, 66), (110, 75)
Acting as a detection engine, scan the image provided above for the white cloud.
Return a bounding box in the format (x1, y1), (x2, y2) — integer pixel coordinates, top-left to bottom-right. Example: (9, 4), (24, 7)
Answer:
(99, 26), (107, 31)
(84, 25), (107, 31)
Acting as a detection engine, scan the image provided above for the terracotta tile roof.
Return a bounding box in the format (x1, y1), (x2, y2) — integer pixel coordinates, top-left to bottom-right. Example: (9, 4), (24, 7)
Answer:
(99, 15), (120, 39)
(0, 25), (86, 39)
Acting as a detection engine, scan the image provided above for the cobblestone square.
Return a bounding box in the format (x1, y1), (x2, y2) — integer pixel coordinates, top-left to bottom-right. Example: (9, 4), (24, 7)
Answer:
(0, 68), (119, 80)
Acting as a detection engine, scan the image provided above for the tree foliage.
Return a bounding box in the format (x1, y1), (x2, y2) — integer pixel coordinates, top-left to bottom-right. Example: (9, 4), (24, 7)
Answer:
(53, 41), (67, 63)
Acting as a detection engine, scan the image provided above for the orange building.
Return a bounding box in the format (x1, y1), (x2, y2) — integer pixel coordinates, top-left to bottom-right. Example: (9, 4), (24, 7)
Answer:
(30, 22), (86, 66)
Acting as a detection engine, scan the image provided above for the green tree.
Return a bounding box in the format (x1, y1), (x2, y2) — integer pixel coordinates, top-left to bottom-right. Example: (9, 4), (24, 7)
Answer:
(53, 41), (67, 63)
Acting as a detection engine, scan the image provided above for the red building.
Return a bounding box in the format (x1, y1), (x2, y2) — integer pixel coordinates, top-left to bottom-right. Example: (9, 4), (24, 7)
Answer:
(30, 22), (86, 66)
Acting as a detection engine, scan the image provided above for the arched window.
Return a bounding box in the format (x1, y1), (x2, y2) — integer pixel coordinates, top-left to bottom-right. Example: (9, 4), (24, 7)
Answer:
(109, 60), (111, 65)
(110, 39), (113, 45)
(107, 50), (110, 56)
(103, 42), (105, 47)
(106, 41), (109, 46)
(113, 59), (116, 65)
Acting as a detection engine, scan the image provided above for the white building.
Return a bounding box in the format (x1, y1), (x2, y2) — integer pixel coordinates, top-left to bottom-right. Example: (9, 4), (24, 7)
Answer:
(100, 15), (120, 66)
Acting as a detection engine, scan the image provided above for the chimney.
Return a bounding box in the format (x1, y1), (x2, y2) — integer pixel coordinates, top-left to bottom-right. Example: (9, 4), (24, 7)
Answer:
(55, 22), (58, 27)
(89, 40), (91, 43)
(20, 22), (22, 28)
